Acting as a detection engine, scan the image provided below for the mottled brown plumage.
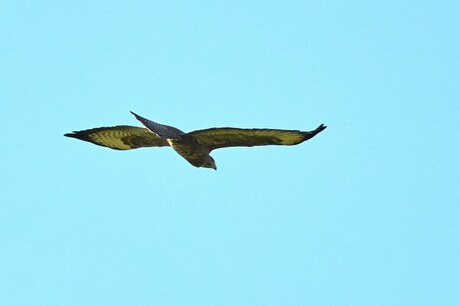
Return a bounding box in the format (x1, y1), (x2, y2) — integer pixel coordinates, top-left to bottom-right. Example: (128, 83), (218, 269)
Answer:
(64, 111), (326, 170)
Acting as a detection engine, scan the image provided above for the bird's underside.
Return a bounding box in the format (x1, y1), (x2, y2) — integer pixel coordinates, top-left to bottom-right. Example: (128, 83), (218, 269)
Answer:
(64, 111), (327, 170)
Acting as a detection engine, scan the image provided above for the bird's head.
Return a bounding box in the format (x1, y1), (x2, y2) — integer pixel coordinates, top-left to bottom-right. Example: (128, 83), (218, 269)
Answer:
(202, 155), (217, 170)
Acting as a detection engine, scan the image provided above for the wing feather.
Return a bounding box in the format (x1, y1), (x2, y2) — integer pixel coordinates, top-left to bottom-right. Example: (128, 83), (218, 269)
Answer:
(187, 124), (326, 151)
(130, 111), (184, 139)
(64, 125), (169, 150)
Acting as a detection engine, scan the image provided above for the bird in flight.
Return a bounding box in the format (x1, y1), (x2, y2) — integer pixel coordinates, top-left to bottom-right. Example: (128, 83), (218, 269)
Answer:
(64, 112), (326, 170)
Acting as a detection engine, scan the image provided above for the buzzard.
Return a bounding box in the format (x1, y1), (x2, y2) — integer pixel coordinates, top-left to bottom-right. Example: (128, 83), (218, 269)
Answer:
(64, 112), (326, 170)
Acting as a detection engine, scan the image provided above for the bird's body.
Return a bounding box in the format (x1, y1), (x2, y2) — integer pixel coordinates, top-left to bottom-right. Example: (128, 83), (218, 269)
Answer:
(64, 112), (326, 170)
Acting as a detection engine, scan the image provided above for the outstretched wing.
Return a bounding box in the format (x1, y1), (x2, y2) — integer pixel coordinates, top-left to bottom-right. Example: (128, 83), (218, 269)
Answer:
(64, 125), (169, 150)
(187, 124), (326, 151)
(130, 111), (184, 139)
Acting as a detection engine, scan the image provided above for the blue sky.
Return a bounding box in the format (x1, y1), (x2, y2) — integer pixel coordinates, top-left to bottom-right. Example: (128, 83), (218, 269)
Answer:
(1, 1), (459, 305)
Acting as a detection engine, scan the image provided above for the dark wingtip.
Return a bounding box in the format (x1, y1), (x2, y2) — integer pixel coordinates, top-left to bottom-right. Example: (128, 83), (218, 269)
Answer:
(64, 132), (77, 138)
(130, 111), (145, 123)
(63, 131), (90, 142)
(302, 124), (327, 141)
(64, 132), (80, 140)
(317, 124), (327, 133)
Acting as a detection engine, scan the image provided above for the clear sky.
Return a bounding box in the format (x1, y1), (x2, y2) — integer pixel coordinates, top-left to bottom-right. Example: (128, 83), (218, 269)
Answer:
(1, 1), (459, 305)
